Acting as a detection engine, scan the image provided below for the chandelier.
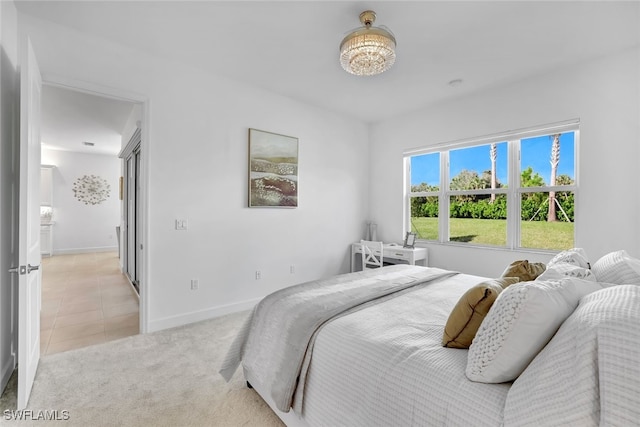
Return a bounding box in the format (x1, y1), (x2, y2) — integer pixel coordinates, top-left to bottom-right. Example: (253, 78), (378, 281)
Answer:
(339, 10), (396, 76)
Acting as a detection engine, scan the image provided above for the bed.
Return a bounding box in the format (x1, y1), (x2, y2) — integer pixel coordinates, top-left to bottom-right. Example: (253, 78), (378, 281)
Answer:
(220, 249), (640, 427)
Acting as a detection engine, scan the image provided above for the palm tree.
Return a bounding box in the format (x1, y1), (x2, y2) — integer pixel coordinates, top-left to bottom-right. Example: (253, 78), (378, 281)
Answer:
(548, 134), (560, 221)
(490, 143), (497, 202)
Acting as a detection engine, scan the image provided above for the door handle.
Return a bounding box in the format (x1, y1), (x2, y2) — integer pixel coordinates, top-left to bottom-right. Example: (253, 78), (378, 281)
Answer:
(8, 266), (26, 274)
(7, 265), (39, 275)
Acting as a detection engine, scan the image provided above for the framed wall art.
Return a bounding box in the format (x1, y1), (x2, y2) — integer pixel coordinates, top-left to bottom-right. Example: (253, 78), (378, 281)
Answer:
(72, 174), (111, 205)
(248, 128), (298, 208)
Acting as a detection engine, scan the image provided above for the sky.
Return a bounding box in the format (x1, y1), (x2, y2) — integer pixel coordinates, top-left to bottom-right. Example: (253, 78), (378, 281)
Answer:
(411, 132), (575, 187)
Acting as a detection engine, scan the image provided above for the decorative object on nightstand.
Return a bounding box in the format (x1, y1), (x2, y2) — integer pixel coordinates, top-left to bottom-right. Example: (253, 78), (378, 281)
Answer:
(40, 206), (53, 223)
(403, 232), (417, 248)
(365, 221), (378, 241)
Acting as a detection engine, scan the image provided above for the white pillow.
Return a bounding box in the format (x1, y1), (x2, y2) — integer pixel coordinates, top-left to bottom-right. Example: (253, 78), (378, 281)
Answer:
(465, 277), (602, 383)
(536, 262), (596, 282)
(591, 250), (640, 285)
(547, 248), (590, 269)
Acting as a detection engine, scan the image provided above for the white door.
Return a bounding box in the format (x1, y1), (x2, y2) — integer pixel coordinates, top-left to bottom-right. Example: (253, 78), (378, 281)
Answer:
(16, 38), (42, 410)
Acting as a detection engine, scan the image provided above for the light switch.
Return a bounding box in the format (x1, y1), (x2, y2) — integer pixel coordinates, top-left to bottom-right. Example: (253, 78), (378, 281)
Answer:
(175, 219), (188, 230)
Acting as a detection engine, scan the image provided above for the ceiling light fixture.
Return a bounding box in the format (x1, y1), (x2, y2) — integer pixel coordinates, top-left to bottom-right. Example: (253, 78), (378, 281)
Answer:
(339, 10), (396, 76)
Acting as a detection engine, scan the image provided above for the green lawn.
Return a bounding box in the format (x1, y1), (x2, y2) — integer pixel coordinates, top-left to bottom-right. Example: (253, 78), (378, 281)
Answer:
(411, 217), (573, 250)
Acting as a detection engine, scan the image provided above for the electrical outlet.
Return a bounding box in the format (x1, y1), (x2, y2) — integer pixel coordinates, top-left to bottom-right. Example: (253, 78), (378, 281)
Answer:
(175, 219), (188, 230)
(190, 279), (199, 290)
(255, 270), (261, 280)
(290, 265), (295, 274)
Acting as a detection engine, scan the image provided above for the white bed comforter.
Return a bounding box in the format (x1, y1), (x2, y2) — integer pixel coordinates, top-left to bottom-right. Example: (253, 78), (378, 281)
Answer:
(219, 265), (458, 412)
(295, 270), (512, 426)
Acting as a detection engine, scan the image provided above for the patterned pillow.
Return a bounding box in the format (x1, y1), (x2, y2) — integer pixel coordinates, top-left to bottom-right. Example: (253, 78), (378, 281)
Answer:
(442, 277), (520, 349)
(501, 260), (546, 281)
(536, 263), (597, 282)
(547, 248), (590, 269)
(592, 250), (640, 285)
(465, 277), (602, 383)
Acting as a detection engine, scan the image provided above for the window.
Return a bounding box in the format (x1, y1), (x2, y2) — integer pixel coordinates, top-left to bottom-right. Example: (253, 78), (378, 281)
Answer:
(409, 152), (440, 240)
(405, 122), (578, 251)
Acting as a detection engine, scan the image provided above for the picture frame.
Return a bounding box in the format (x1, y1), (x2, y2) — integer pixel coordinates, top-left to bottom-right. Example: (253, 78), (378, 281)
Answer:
(248, 128), (299, 208)
(403, 232), (417, 248)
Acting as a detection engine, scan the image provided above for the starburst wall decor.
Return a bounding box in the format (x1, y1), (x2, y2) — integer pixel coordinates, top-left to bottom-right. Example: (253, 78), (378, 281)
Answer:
(72, 174), (111, 205)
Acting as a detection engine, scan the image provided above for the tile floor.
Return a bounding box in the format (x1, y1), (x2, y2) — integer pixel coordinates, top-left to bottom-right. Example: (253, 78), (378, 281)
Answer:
(40, 251), (139, 355)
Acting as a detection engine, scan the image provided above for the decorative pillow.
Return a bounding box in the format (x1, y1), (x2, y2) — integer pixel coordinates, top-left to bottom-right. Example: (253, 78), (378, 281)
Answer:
(536, 262), (597, 282)
(501, 260), (546, 281)
(547, 248), (590, 269)
(591, 250), (640, 285)
(442, 277), (519, 349)
(465, 277), (602, 383)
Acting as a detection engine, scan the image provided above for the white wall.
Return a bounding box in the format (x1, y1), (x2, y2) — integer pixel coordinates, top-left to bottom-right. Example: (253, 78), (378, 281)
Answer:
(41, 148), (121, 254)
(20, 15), (370, 331)
(370, 47), (640, 278)
(0, 0), (20, 396)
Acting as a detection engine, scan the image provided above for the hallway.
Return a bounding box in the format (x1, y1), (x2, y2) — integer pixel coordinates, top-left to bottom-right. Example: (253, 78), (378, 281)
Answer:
(40, 251), (139, 355)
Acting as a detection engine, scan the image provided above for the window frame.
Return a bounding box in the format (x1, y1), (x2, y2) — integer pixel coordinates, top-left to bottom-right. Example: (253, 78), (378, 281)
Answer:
(404, 120), (579, 251)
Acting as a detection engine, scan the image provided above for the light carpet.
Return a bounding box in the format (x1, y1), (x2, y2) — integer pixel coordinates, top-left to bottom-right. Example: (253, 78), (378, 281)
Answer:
(0, 310), (284, 426)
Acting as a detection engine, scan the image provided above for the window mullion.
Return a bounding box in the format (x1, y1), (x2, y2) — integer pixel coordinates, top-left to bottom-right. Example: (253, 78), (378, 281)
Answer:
(440, 151), (449, 243)
(507, 139), (520, 249)
(404, 156), (411, 236)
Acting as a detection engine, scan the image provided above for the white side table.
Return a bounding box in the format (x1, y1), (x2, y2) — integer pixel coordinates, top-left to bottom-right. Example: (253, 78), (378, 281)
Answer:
(351, 243), (428, 272)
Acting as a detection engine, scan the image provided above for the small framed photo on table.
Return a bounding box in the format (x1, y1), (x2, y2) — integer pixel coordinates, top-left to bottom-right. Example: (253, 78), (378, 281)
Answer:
(403, 232), (417, 248)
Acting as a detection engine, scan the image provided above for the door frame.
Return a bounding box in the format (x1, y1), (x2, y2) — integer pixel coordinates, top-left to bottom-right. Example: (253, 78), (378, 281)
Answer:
(42, 74), (151, 333)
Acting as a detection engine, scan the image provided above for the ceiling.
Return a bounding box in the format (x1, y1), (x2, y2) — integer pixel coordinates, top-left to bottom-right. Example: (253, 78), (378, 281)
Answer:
(17, 1), (640, 155)
(41, 85), (135, 156)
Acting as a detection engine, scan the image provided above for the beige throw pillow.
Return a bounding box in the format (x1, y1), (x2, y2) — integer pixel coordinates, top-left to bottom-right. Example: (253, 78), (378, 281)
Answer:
(501, 260), (546, 282)
(442, 277), (520, 349)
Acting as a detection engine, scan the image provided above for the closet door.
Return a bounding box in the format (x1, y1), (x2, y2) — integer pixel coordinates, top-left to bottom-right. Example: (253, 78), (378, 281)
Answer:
(120, 128), (141, 295)
(125, 148), (140, 293)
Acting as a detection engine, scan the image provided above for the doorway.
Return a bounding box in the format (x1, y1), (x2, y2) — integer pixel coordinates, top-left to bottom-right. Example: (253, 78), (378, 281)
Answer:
(39, 81), (147, 352)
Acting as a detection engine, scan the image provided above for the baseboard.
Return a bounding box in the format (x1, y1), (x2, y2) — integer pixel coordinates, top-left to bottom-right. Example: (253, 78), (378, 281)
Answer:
(0, 353), (16, 396)
(147, 298), (261, 333)
(54, 246), (118, 255)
